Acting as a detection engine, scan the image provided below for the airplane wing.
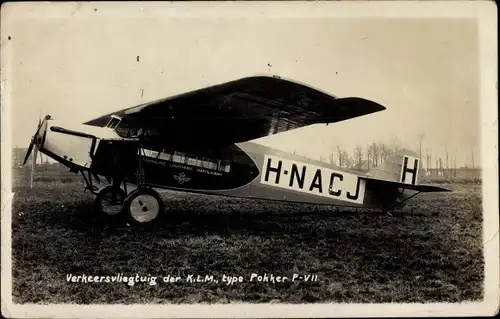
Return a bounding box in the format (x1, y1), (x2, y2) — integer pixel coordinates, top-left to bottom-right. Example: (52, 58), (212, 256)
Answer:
(84, 76), (385, 146)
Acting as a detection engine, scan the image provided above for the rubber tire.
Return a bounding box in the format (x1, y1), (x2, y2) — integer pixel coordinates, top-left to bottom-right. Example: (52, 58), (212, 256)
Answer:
(122, 187), (164, 226)
(94, 185), (127, 218)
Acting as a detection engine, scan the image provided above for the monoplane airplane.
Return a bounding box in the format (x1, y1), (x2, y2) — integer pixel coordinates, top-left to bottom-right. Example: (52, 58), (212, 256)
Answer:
(23, 75), (449, 225)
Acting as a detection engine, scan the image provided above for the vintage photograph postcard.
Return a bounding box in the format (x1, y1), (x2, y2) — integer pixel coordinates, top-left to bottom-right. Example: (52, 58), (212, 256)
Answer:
(1, 1), (498, 318)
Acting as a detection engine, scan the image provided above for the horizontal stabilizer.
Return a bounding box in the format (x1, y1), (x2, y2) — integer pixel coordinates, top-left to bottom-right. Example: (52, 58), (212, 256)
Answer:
(361, 176), (450, 192)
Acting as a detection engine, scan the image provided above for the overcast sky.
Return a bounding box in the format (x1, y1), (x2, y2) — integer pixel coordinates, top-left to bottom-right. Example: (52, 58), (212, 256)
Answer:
(3, 3), (481, 168)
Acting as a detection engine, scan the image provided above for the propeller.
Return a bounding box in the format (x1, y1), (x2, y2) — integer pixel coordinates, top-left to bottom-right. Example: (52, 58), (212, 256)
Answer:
(22, 118), (42, 166)
(23, 116), (49, 188)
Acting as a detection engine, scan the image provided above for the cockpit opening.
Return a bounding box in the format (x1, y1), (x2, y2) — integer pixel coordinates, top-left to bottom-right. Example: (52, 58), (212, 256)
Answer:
(112, 118), (145, 138)
(105, 116), (122, 129)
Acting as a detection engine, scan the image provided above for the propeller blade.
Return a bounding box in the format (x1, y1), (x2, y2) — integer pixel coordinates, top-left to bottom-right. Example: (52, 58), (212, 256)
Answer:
(24, 116), (44, 166)
(23, 140), (35, 165)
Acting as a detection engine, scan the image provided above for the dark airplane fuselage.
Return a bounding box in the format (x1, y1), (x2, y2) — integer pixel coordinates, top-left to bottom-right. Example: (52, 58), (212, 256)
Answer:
(90, 140), (260, 191)
(87, 138), (395, 208)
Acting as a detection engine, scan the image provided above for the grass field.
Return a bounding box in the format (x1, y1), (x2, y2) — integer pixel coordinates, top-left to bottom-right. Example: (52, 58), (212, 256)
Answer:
(10, 169), (484, 304)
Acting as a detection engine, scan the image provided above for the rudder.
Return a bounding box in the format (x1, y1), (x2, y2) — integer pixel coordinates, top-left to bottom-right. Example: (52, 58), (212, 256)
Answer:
(366, 150), (424, 185)
(399, 155), (420, 185)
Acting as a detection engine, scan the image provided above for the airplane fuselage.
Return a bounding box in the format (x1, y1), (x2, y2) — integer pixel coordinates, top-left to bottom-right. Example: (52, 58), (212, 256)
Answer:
(90, 140), (383, 208)
(34, 119), (404, 209)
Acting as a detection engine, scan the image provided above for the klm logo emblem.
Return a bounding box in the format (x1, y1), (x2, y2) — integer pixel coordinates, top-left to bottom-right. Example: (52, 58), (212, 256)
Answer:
(260, 155), (366, 204)
(173, 172), (190, 185)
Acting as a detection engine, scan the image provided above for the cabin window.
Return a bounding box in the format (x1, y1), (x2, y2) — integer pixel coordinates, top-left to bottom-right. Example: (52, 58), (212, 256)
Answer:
(114, 118), (142, 138)
(150, 150), (160, 158)
(172, 151), (186, 163)
(141, 148), (161, 158)
(186, 155), (198, 166)
(142, 147), (232, 172)
(106, 116), (121, 129)
(219, 160), (231, 173)
(209, 162), (218, 170)
(201, 158), (218, 170)
(158, 151), (172, 161)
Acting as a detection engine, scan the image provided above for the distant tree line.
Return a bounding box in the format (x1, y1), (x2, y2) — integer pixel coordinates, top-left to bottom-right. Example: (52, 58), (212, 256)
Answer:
(307, 132), (478, 172)
(320, 141), (409, 171)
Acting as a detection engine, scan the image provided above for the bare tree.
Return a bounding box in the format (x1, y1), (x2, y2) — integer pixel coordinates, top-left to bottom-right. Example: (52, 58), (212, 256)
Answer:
(471, 146), (475, 169)
(453, 155), (457, 177)
(417, 131), (425, 160)
(366, 145), (372, 170)
(445, 149), (449, 170)
(354, 145), (363, 169)
(341, 150), (350, 168)
(378, 142), (385, 164)
(426, 150), (432, 170)
(370, 142), (380, 167)
(337, 146), (343, 167)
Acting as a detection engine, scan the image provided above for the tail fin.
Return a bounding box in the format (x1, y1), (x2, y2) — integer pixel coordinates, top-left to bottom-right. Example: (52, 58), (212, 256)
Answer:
(362, 150), (449, 193)
(366, 150), (423, 186)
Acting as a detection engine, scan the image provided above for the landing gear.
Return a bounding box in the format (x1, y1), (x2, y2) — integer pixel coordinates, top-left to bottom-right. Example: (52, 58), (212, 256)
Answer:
(94, 185), (127, 217)
(122, 187), (164, 225)
(89, 140), (164, 226)
(119, 140), (164, 225)
(93, 184), (164, 225)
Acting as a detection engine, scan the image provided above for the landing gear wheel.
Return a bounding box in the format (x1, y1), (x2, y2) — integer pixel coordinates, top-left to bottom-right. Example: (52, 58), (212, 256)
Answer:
(94, 185), (127, 217)
(123, 188), (164, 225)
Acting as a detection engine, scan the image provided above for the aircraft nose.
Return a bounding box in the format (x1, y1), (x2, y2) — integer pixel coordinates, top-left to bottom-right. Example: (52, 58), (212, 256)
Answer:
(23, 115), (50, 166)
